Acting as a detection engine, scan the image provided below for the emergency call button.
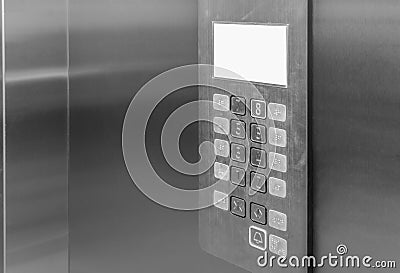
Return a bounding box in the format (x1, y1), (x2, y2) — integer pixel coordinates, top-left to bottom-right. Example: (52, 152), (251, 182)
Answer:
(249, 226), (267, 251)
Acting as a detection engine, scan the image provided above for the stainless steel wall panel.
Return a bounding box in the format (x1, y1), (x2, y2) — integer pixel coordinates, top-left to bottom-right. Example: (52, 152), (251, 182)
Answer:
(312, 1), (400, 272)
(3, 0), (69, 272)
(68, 1), (244, 272)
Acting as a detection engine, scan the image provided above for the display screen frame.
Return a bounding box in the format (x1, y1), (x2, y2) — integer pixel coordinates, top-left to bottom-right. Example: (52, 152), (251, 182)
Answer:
(212, 21), (289, 88)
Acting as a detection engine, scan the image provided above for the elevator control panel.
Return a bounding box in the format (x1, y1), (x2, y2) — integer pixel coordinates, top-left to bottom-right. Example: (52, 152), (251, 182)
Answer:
(199, 1), (308, 272)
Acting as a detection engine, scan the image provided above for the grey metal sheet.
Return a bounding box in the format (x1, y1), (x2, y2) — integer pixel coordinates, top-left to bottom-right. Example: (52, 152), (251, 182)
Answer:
(68, 0), (244, 272)
(312, 0), (400, 272)
(198, 1), (309, 272)
(3, 0), (69, 272)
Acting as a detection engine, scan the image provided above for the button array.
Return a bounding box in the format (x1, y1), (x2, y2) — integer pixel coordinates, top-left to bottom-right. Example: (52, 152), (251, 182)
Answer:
(212, 94), (288, 255)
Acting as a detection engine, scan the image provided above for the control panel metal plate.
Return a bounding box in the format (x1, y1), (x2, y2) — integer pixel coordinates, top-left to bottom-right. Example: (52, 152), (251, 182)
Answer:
(199, 0), (308, 272)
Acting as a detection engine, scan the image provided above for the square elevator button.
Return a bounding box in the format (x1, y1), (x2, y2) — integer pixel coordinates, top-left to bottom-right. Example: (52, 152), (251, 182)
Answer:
(249, 226), (267, 251)
(230, 197), (246, 218)
(214, 162), (229, 181)
(213, 190), (229, 211)
(268, 127), (287, 147)
(231, 120), (246, 139)
(250, 148), (266, 168)
(250, 172), (266, 193)
(213, 117), (229, 135)
(269, 177), (286, 198)
(213, 94), (230, 111)
(251, 124), (266, 144)
(231, 166), (246, 187)
(269, 235), (287, 257)
(268, 103), (287, 122)
(231, 143), (246, 163)
(268, 210), (287, 232)
(214, 139), (230, 157)
(231, 96), (246, 115)
(251, 99), (266, 119)
(269, 152), (287, 173)
(250, 203), (267, 225)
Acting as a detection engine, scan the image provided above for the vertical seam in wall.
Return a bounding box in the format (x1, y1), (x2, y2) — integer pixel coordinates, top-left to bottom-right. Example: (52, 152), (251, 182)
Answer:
(1, 0), (6, 271)
(66, 0), (70, 271)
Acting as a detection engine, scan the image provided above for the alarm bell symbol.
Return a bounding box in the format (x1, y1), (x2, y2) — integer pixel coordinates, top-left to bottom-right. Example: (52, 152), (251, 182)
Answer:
(253, 232), (263, 245)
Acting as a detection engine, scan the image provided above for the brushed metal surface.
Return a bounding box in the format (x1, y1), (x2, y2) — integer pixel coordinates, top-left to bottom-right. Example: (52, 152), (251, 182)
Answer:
(3, 1), (397, 273)
(68, 1), (244, 273)
(198, 1), (308, 272)
(0, 1), (3, 270)
(313, 0), (400, 272)
(3, 0), (69, 272)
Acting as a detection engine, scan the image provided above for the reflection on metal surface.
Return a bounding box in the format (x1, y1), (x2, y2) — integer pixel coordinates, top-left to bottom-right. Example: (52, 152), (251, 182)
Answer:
(69, 0), (244, 272)
(3, 0), (69, 272)
(313, 0), (400, 272)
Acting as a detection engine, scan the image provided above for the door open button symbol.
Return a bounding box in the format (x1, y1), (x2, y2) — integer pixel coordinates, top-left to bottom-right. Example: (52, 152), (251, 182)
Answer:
(249, 226), (267, 251)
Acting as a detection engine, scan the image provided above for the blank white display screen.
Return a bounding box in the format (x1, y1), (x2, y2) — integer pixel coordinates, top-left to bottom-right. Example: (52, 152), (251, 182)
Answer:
(213, 23), (288, 87)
